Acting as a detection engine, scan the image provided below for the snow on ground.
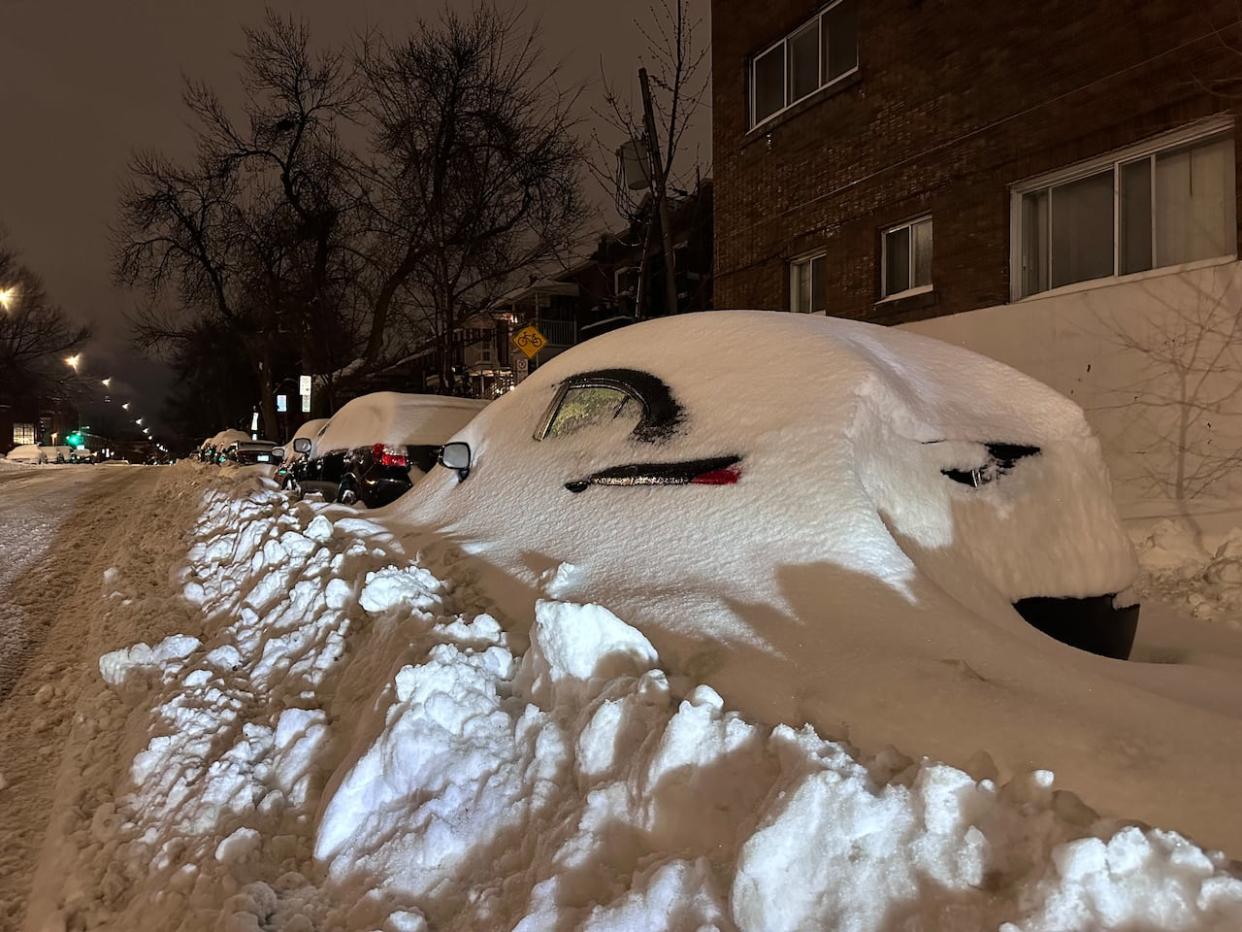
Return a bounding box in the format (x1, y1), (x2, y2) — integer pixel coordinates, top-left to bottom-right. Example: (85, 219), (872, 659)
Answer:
(1132, 519), (1242, 626)
(13, 466), (1242, 931)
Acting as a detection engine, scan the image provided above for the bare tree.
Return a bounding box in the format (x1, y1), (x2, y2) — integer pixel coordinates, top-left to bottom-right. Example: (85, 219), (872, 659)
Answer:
(114, 12), (361, 434)
(0, 237), (90, 402)
(592, 0), (709, 318)
(1088, 272), (1242, 519)
(354, 5), (585, 388)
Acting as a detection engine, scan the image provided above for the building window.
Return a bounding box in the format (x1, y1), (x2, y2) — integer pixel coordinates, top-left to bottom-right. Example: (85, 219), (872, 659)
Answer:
(881, 217), (933, 298)
(13, 423), (35, 445)
(750, 0), (858, 128)
(789, 253), (826, 312)
(1014, 124), (1236, 299)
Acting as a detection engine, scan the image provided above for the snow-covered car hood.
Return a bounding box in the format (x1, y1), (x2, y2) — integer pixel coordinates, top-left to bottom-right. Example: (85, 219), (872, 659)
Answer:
(390, 310), (1242, 851)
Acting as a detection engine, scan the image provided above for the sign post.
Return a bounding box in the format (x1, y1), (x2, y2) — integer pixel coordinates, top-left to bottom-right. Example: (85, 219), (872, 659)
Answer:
(299, 375), (312, 414)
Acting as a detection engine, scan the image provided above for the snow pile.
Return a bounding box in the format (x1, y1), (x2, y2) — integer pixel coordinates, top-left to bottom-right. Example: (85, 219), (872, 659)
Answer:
(1132, 519), (1242, 626)
(313, 391), (487, 453)
(33, 469), (1242, 930)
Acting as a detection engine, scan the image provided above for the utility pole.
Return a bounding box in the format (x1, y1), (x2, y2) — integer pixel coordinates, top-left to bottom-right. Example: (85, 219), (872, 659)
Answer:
(639, 67), (679, 319)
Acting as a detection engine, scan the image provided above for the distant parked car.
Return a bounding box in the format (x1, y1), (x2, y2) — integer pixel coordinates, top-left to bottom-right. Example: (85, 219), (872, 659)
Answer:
(289, 393), (487, 508)
(3, 444), (48, 464)
(275, 418), (331, 489)
(224, 439), (278, 465)
(198, 429), (250, 464)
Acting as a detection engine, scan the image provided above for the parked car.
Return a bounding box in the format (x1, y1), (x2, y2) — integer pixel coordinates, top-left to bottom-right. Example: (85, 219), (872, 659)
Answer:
(414, 310), (1141, 659)
(3, 444), (49, 464)
(223, 439), (278, 465)
(290, 393), (487, 508)
(275, 418), (331, 489)
(198, 429), (250, 464)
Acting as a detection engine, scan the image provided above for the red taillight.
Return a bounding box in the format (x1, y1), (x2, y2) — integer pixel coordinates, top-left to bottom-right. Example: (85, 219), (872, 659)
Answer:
(372, 443), (409, 468)
(691, 465), (740, 485)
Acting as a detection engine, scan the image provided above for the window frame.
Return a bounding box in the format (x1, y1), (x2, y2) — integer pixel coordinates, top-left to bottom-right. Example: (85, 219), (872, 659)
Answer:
(788, 250), (827, 313)
(1009, 116), (1237, 301)
(534, 368), (684, 443)
(748, 0), (859, 131)
(880, 215), (933, 301)
(12, 422), (35, 445)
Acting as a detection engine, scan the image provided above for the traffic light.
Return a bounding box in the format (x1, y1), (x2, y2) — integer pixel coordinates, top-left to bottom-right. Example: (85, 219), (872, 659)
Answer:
(65, 431), (84, 448)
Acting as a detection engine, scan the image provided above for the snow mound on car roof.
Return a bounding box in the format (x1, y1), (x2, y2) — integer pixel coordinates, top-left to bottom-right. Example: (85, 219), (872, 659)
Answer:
(315, 392), (487, 453)
(392, 310), (1242, 852)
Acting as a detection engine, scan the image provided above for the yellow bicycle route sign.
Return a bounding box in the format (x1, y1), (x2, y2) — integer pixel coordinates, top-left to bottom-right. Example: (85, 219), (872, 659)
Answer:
(512, 324), (548, 359)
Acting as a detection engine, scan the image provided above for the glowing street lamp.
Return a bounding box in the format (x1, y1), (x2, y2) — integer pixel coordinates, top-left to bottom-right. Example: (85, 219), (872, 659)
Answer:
(65, 353), (82, 372)
(122, 403), (130, 410)
(0, 286), (16, 310)
(136, 418), (144, 425)
(101, 378), (112, 388)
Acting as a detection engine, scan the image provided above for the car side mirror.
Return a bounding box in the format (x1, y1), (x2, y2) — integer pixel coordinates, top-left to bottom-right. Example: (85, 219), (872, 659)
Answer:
(271, 447), (285, 460)
(292, 438), (312, 454)
(439, 441), (472, 480)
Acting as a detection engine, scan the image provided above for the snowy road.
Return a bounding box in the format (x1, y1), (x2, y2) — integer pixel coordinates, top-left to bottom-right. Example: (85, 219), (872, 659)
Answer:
(0, 464), (166, 930)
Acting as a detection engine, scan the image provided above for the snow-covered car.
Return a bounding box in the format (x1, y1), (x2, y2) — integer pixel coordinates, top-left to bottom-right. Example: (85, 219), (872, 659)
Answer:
(290, 392), (487, 508)
(275, 418), (330, 488)
(223, 439), (277, 466)
(198, 429), (250, 464)
(3, 444), (49, 464)
(394, 312), (1202, 818)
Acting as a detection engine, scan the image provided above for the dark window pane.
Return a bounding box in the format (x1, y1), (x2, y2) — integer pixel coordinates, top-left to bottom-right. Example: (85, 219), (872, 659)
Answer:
(825, 0), (859, 81)
(1050, 170), (1114, 289)
(1155, 135), (1236, 266)
(1121, 158), (1152, 275)
(811, 255), (826, 311)
(912, 219), (933, 287)
(753, 44), (785, 124)
(789, 21), (820, 102)
(1021, 190), (1049, 296)
(884, 227), (910, 296)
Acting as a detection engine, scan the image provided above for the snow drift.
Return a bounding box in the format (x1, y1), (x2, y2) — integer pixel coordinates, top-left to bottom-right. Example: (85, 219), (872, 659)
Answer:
(30, 467), (1242, 930)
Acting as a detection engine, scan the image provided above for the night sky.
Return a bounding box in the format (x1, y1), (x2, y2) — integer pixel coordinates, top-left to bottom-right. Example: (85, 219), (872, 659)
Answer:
(0, 0), (711, 435)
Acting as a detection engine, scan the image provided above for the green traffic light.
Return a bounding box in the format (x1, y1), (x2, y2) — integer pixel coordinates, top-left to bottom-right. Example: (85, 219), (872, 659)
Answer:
(65, 432), (84, 448)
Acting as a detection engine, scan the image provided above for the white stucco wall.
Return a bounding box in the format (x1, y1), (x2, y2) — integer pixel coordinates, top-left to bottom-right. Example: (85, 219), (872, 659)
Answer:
(902, 259), (1242, 526)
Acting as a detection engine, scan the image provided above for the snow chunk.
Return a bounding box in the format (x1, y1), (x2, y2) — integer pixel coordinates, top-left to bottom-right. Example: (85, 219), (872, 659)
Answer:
(520, 600), (659, 707)
(100, 634), (201, 687)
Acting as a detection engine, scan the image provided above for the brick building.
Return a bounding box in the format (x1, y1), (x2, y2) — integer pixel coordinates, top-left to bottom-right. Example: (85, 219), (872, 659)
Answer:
(711, 0), (1242, 324)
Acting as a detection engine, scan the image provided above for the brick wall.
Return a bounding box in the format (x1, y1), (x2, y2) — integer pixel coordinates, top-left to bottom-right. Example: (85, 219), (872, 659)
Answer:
(712, 0), (1242, 323)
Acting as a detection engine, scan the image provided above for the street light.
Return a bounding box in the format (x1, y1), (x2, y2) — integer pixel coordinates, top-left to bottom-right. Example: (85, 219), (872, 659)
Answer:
(101, 378), (112, 388)
(65, 353), (82, 371)
(122, 403), (130, 410)
(136, 418), (143, 425)
(0, 286), (16, 310)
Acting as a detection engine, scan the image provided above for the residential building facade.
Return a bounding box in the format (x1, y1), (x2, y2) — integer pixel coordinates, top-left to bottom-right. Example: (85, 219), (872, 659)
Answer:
(712, 0), (1242, 323)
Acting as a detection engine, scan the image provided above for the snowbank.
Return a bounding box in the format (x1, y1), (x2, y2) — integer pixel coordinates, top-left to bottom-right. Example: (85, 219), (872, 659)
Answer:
(29, 469), (1242, 930)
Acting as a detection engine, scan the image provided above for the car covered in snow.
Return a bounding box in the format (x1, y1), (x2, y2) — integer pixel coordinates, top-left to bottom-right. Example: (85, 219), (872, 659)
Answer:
(289, 392), (488, 508)
(3, 444), (50, 464)
(393, 312), (1174, 806)
(223, 439), (278, 466)
(197, 429), (250, 464)
(274, 418), (330, 488)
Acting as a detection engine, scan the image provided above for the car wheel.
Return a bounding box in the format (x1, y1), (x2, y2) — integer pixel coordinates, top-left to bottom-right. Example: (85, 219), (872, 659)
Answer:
(338, 478), (359, 506)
